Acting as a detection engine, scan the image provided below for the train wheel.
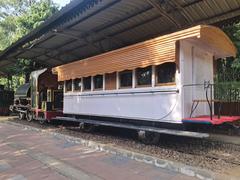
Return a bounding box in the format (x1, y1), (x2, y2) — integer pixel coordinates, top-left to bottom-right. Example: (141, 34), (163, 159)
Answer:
(19, 113), (26, 120)
(39, 119), (46, 125)
(138, 130), (160, 145)
(80, 123), (96, 133)
(26, 111), (34, 122)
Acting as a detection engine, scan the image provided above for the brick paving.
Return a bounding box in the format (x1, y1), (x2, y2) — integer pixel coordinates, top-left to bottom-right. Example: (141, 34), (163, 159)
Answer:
(0, 119), (196, 180)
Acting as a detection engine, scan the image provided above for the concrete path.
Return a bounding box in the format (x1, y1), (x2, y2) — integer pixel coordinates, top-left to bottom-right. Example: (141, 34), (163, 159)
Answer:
(0, 120), (196, 180)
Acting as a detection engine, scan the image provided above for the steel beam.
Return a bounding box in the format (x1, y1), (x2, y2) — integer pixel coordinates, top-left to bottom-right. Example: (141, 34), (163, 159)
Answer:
(53, 31), (104, 53)
(146, 0), (181, 28)
(168, 0), (194, 23)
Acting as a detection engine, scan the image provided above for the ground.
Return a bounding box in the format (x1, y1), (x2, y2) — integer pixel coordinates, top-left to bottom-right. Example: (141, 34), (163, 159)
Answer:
(0, 117), (196, 180)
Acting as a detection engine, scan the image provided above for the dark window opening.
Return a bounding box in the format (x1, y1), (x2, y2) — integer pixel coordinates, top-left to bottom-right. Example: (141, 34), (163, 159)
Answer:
(94, 75), (103, 90)
(156, 63), (176, 84)
(74, 78), (82, 91)
(83, 76), (91, 91)
(136, 66), (152, 86)
(58, 82), (64, 90)
(119, 70), (132, 88)
(65, 80), (72, 92)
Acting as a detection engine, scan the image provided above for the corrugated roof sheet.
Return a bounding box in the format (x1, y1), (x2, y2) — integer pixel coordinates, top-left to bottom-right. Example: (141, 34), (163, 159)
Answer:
(0, 0), (240, 74)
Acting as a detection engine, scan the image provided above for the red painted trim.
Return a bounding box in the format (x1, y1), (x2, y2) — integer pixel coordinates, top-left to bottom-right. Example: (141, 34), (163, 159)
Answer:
(183, 115), (240, 125)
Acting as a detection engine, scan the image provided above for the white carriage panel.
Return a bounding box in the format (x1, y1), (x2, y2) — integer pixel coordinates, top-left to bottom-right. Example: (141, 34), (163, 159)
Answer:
(192, 46), (214, 116)
(180, 41), (214, 118)
(180, 41), (193, 118)
(63, 88), (182, 123)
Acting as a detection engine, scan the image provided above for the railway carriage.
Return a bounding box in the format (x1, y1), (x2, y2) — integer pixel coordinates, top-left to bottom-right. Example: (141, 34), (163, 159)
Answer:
(11, 25), (240, 141)
(53, 25), (239, 130)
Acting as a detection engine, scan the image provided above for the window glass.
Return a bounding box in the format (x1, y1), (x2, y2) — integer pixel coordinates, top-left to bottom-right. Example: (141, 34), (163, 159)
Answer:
(105, 72), (116, 90)
(136, 66), (152, 86)
(65, 80), (72, 92)
(94, 75), (103, 90)
(83, 76), (91, 91)
(119, 70), (132, 88)
(73, 78), (82, 91)
(156, 63), (176, 84)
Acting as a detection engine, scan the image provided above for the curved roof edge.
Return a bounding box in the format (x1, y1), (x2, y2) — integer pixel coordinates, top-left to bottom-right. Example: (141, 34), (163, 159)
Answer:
(198, 25), (237, 58)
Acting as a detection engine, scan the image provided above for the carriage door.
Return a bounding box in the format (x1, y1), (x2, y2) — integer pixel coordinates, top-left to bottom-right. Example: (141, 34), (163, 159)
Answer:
(191, 46), (214, 117)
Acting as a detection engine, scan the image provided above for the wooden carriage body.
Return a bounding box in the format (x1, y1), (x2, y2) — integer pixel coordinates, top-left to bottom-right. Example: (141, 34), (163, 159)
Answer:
(52, 25), (238, 125)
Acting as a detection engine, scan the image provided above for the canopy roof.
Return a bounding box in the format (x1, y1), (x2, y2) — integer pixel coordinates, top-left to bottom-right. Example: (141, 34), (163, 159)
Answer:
(0, 0), (240, 75)
(53, 25), (236, 81)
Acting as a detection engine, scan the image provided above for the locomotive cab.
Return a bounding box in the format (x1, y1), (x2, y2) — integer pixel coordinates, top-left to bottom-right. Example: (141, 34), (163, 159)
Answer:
(29, 68), (63, 123)
(10, 68), (63, 122)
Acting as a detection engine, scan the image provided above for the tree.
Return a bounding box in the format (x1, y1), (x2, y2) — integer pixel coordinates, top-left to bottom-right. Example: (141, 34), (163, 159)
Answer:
(0, 0), (38, 49)
(215, 23), (240, 83)
(0, 0), (58, 89)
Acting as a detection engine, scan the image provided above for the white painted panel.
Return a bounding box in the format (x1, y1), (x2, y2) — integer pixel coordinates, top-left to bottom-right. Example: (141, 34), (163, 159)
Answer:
(180, 41), (214, 118)
(63, 86), (182, 123)
(180, 41), (193, 118)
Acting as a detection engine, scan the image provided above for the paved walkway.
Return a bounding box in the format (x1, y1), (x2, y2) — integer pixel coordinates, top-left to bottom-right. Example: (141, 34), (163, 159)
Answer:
(0, 120), (195, 180)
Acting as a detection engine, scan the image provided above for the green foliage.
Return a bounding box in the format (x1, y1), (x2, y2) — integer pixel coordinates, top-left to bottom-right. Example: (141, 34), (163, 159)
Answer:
(222, 23), (240, 70)
(0, 75), (25, 91)
(213, 23), (240, 84)
(0, 0), (38, 49)
(14, 0), (58, 42)
(0, 0), (58, 89)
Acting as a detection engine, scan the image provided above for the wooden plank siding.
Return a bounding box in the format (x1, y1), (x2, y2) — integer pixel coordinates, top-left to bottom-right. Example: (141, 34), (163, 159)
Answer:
(53, 25), (236, 81)
(105, 72), (117, 90)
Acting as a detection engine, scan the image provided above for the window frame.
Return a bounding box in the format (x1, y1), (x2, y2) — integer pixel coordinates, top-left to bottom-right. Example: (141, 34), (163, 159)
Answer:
(83, 76), (92, 91)
(73, 78), (82, 92)
(155, 63), (177, 86)
(65, 80), (72, 92)
(136, 66), (152, 87)
(119, 70), (133, 89)
(93, 74), (103, 91)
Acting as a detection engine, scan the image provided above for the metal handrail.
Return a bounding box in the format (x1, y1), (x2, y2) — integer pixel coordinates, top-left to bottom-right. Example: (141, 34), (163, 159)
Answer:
(65, 89), (179, 97)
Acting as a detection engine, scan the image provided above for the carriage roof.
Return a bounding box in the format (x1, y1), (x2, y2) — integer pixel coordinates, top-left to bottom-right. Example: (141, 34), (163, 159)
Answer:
(53, 25), (236, 81)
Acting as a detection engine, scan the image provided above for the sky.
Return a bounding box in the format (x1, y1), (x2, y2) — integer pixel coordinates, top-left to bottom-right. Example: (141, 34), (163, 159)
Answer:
(53, 0), (71, 7)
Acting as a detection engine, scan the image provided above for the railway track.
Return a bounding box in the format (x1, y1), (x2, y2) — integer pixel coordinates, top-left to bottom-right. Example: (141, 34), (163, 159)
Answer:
(5, 117), (240, 174)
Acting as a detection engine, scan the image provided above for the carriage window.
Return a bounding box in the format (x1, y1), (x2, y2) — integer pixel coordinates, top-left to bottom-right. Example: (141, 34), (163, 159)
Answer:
(105, 72), (116, 90)
(156, 63), (176, 84)
(58, 82), (64, 90)
(119, 70), (132, 88)
(65, 80), (72, 92)
(83, 76), (91, 91)
(73, 78), (82, 91)
(93, 75), (103, 90)
(136, 66), (152, 86)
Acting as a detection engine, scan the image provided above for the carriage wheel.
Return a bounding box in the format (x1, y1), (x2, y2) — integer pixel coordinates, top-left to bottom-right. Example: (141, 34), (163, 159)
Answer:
(39, 119), (46, 125)
(138, 130), (160, 145)
(80, 123), (96, 133)
(26, 111), (34, 122)
(19, 113), (26, 120)
(232, 120), (240, 129)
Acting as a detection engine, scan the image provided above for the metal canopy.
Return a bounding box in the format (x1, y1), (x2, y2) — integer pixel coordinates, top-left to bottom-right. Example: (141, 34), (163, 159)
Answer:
(0, 0), (240, 74)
